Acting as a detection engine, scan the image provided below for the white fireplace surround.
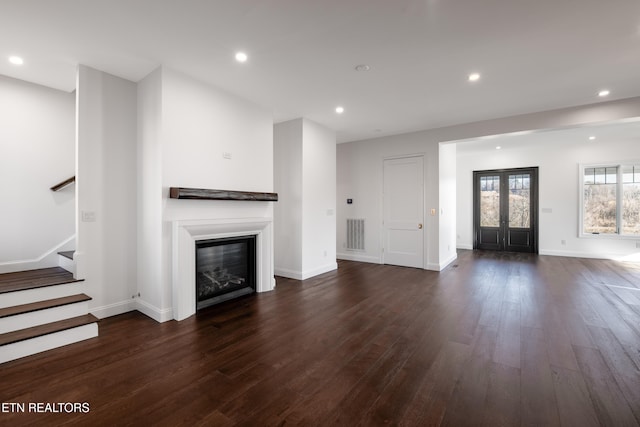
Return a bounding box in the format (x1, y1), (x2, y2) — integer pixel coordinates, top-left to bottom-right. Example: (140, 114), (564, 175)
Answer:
(172, 217), (275, 321)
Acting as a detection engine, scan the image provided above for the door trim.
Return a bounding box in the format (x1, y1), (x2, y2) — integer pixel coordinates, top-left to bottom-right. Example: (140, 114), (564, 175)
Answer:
(472, 167), (539, 253)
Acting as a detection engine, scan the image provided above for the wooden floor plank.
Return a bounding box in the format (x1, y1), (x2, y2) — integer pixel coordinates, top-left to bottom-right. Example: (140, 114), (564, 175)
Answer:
(520, 327), (561, 427)
(573, 345), (639, 426)
(551, 365), (600, 427)
(0, 251), (639, 426)
(481, 362), (521, 427)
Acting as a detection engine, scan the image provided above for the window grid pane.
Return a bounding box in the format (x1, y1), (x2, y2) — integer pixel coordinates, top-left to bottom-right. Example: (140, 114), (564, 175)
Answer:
(583, 165), (618, 234)
(480, 176), (500, 227)
(582, 165), (640, 235)
(509, 174), (530, 228)
(583, 183), (617, 234)
(623, 180), (640, 235)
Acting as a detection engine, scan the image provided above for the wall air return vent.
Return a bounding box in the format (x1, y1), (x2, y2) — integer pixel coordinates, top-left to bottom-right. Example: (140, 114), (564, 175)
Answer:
(346, 218), (365, 251)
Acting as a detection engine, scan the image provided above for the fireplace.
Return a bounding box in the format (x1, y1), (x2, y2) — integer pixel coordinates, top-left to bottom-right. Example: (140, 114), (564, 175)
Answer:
(172, 217), (275, 321)
(196, 235), (256, 309)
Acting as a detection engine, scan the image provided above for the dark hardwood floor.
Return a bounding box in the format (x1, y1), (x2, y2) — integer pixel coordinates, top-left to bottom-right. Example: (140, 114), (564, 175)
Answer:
(1, 250), (639, 426)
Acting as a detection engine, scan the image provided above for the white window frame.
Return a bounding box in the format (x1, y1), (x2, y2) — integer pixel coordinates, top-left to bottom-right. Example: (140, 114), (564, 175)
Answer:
(579, 162), (640, 239)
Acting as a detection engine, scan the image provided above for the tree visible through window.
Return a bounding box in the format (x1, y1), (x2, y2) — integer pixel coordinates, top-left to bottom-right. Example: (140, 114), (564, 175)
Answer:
(582, 165), (640, 235)
(622, 165), (640, 234)
(509, 174), (530, 228)
(480, 176), (500, 227)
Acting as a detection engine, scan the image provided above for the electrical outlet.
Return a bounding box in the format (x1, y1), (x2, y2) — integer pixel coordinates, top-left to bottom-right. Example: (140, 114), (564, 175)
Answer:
(222, 152), (232, 159)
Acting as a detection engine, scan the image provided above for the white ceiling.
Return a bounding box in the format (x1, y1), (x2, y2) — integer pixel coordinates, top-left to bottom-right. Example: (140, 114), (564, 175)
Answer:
(456, 119), (640, 155)
(1, 0), (640, 143)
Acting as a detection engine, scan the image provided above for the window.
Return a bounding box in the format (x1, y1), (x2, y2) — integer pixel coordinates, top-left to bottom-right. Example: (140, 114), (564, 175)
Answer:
(581, 164), (640, 236)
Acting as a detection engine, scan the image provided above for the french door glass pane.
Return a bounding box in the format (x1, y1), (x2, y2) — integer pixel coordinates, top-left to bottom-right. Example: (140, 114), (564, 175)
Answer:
(508, 174), (531, 228)
(480, 176), (500, 227)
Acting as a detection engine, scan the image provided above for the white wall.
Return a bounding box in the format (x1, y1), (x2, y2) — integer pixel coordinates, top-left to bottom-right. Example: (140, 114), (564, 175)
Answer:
(136, 67), (164, 317)
(137, 67), (275, 322)
(337, 133), (440, 269)
(337, 96), (640, 270)
(301, 119), (337, 277)
(274, 119), (303, 275)
(456, 125), (640, 259)
(76, 65), (138, 318)
(273, 118), (337, 280)
(439, 143), (457, 268)
(0, 75), (75, 272)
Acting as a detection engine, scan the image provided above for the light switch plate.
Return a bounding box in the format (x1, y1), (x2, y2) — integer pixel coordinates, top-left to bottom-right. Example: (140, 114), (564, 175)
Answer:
(81, 211), (96, 222)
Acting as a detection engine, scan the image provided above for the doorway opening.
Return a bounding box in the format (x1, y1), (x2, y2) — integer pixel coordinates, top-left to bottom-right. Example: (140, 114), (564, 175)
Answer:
(473, 167), (538, 253)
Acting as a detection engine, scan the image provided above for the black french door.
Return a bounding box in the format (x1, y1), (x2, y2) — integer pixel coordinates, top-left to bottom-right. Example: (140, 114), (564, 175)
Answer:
(473, 167), (538, 253)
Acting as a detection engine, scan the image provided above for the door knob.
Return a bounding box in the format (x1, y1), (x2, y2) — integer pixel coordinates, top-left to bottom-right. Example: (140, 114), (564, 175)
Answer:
(418, 223), (423, 229)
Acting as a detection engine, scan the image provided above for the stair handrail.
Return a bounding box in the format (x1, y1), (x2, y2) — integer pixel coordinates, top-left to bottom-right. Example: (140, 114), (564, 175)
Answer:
(50, 176), (75, 192)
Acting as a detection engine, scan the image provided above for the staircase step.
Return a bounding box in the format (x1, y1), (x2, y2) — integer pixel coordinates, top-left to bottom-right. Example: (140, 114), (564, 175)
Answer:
(0, 295), (92, 334)
(0, 294), (91, 319)
(0, 282), (83, 309)
(0, 267), (82, 294)
(58, 251), (76, 276)
(0, 314), (98, 347)
(0, 319), (98, 364)
(57, 251), (75, 260)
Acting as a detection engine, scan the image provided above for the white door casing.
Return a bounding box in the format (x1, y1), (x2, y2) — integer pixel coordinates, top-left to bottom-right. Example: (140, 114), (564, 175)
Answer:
(383, 156), (424, 268)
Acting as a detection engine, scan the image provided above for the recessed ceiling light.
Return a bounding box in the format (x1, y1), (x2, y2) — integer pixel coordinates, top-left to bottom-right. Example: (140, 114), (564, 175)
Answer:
(335, 106), (345, 114)
(495, 146), (502, 150)
(598, 89), (610, 97)
(588, 136), (596, 140)
(468, 73), (481, 82)
(235, 52), (248, 63)
(355, 64), (371, 72)
(8, 56), (23, 65)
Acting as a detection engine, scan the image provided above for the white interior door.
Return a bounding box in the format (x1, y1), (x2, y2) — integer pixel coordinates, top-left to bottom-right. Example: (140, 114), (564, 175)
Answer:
(383, 156), (424, 268)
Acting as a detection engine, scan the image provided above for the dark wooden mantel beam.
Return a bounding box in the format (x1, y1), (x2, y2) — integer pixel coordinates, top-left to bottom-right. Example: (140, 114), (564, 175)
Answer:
(169, 187), (278, 202)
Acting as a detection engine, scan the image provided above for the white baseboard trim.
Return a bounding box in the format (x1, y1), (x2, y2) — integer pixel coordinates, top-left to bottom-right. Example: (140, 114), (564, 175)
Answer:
(0, 235), (76, 274)
(457, 244), (473, 250)
(455, 247), (633, 262)
(538, 249), (617, 260)
(275, 262), (338, 280)
(301, 262), (338, 280)
(425, 263), (440, 271)
(136, 299), (173, 323)
(274, 267), (303, 280)
(336, 252), (381, 264)
(91, 300), (136, 319)
(438, 253), (458, 271)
